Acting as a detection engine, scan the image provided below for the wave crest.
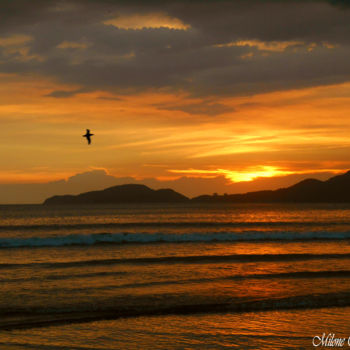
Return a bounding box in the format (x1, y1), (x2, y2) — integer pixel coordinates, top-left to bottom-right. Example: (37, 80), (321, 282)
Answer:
(1, 230), (350, 248)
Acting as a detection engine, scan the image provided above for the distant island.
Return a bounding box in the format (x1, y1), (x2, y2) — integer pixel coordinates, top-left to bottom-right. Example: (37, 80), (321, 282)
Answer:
(192, 170), (350, 203)
(43, 170), (350, 204)
(43, 184), (189, 205)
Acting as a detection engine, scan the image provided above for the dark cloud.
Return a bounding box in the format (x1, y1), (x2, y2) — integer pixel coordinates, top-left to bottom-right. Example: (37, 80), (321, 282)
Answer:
(328, 0), (350, 8)
(157, 101), (235, 116)
(0, 0), (350, 97)
(45, 88), (89, 98)
(97, 96), (122, 101)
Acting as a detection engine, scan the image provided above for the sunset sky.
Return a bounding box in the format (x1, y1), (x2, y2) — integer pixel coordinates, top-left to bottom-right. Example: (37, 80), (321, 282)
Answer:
(2, 0), (350, 202)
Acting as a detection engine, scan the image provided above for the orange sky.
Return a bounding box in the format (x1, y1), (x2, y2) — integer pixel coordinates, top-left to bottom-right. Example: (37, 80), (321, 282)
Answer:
(1, 0), (350, 199)
(1, 74), (349, 184)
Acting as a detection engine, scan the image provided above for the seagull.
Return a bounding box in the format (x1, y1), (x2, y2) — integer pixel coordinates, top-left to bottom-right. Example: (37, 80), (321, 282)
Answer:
(83, 129), (94, 145)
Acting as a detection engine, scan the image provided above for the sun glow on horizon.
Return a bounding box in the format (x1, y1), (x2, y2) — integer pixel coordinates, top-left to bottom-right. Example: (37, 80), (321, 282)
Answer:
(169, 166), (294, 183)
(218, 167), (294, 182)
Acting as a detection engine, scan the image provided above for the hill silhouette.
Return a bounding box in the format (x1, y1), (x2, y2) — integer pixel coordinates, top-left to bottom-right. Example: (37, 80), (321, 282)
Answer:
(43, 171), (350, 204)
(192, 170), (350, 203)
(43, 184), (189, 205)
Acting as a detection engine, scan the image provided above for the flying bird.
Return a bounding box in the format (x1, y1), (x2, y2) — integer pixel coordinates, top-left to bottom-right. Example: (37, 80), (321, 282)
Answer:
(83, 129), (94, 144)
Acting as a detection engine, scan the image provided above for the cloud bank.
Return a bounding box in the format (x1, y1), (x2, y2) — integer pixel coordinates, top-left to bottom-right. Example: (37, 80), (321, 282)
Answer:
(0, 0), (350, 98)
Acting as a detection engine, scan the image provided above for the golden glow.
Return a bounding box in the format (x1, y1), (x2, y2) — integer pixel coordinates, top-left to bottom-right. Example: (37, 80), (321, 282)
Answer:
(323, 42), (337, 49)
(0, 34), (33, 47)
(57, 41), (90, 49)
(215, 39), (336, 53)
(0, 171), (72, 184)
(215, 39), (304, 52)
(169, 166), (294, 183)
(104, 13), (190, 30)
(220, 167), (293, 182)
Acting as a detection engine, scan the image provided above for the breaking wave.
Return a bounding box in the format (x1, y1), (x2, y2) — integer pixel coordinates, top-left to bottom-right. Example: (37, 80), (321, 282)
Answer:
(1, 230), (350, 248)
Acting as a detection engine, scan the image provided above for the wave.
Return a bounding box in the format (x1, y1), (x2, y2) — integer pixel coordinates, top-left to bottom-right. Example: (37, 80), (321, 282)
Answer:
(1, 291), (350, 331)
(67, 269), (350, 292)
(0, 270), (128, 283)
(1, 230), (350, 248)
(1, 253), (350, 270)
(3, 269), (350, 284)
(0, 220), (348, 231)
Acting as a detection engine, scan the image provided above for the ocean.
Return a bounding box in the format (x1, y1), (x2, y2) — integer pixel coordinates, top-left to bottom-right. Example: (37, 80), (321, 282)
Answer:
(0, 202), (350, 349)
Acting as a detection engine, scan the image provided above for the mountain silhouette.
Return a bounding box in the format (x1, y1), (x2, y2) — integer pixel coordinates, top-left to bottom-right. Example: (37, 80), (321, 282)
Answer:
(192, 170), (350, 203)
(43, 184), (189, 205)
(43, 170), (350, 205)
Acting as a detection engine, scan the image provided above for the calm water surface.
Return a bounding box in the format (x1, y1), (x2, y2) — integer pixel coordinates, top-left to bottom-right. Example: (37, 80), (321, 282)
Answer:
(0, 203), (350, 349)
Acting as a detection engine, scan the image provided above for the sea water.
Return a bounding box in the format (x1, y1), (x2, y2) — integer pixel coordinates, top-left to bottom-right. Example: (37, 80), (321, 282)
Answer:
(0, 203), (350, 349)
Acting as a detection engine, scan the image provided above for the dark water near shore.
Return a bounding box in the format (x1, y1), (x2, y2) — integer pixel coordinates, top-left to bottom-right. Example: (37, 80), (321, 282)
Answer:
(1, 203), (350, 349)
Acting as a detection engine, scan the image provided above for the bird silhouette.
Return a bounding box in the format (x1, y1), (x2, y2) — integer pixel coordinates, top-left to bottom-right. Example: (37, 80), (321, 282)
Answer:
(83, 129), (94, 144)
